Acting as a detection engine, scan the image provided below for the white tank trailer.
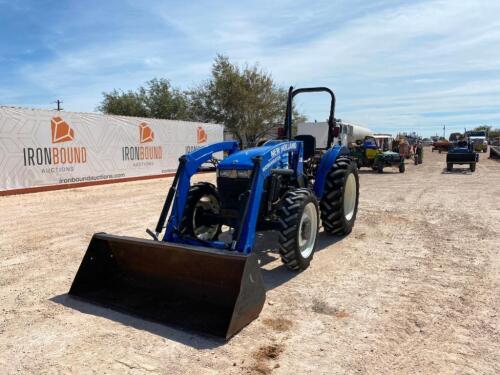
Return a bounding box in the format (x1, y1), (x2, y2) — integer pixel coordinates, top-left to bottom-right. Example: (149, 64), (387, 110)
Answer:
(297, 121), (373, 148)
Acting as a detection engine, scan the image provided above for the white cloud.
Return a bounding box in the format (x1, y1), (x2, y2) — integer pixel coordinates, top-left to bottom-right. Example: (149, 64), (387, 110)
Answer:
(5, 0), (500, 135)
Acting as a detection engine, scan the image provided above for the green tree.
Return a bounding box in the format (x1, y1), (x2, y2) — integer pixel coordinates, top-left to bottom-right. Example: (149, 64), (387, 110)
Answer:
(97, 89), (148, 117)
(472, 125), (500, 139)
(189, 55), (301, 146)
(143, 78), (191, 120)
(98, 79), (190, 120)
(473, 125), (492, 133)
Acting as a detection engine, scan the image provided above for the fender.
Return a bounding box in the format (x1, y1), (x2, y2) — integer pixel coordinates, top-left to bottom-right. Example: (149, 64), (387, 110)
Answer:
(313, 144), (351, 199)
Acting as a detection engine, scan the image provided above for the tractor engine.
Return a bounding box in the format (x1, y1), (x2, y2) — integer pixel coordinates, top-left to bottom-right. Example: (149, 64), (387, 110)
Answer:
(216, 170), (252, 227)
(216, 167), (291, 229)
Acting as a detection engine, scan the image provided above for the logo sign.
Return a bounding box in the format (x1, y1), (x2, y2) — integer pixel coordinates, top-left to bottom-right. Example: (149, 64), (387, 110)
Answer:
(51, 116), (75, 143)
(23, 116), (87, 168)
(122, 122), (163, 162)
(139, 122), (154, 143)
(197, 126), (207, 144)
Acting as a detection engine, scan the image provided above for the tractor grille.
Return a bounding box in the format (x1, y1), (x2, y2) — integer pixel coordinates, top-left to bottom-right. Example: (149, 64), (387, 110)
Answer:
(217, 176), (252, 211)
(385, 155), (400, 162)
(381, 153), (401, 163)
(447, 153), (476, 163)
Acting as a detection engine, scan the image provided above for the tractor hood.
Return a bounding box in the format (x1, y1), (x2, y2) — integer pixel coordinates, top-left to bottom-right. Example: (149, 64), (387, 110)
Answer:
(218, 142), (287, 170)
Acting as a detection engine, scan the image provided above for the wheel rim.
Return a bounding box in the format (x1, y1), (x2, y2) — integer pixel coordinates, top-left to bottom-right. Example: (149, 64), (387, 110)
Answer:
(193, 194), (220, 240)
(298, 202), (318, 258)
(343, 173), (356, 221)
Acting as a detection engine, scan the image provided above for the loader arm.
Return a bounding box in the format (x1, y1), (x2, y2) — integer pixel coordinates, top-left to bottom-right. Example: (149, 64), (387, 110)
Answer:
(165, 140), (303, 253)
(161, 141), (239, 242)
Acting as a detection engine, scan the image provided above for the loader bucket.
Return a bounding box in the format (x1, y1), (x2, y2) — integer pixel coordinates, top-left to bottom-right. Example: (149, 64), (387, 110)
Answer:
(69, 233), (266, 339)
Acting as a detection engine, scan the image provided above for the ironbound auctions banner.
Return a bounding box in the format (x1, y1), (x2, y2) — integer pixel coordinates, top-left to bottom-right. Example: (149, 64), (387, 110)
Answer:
(0, 107), (223, 193)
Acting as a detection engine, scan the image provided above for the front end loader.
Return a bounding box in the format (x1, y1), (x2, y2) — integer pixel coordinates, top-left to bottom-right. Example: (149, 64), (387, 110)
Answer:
(69, 87), (360, 339)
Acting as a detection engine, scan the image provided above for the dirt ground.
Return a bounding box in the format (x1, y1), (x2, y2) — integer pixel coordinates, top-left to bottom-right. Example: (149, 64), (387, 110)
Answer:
(1, 148), (499, 374)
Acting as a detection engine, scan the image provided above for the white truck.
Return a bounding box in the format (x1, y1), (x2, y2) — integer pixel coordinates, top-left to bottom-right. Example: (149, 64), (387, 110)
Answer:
(466, 130), (488, 153)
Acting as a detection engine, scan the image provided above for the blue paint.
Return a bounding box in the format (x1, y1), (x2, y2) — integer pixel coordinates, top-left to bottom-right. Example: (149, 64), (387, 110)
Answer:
(161, 139), (345, 255)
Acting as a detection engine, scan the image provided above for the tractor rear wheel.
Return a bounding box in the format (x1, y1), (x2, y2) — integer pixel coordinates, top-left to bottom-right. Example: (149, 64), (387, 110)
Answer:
(180, 182), (222, 241)
(320, 157), (359, 236)
(278, 189), (319, 271)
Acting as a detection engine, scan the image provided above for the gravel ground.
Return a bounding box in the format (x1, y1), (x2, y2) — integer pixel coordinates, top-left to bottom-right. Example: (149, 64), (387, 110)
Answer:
(1, 148), (499, 374)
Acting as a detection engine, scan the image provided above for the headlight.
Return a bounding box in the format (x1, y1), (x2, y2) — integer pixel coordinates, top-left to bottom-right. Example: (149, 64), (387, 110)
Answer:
(236, 170), (252, 178)
(217, 169), (235, 178)
(217, 169), (252, 178)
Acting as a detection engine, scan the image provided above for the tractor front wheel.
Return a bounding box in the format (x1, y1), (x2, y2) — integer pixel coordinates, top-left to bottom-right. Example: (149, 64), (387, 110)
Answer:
(179, 182), (222, 241)
(320, 157), (359, 236)
(278, 189), (319, 271)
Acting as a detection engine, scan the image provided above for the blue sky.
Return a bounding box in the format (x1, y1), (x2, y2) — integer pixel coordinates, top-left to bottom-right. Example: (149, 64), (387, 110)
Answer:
(1, 0), (499, 136)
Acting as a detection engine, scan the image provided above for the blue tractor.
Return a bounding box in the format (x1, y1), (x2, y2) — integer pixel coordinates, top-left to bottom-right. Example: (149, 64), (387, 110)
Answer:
(69, 87), (360, 339)
(446, 138), (479, 172)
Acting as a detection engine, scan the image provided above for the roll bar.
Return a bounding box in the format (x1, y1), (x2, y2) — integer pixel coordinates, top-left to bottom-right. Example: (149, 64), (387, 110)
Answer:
(283, 86), (337, 149)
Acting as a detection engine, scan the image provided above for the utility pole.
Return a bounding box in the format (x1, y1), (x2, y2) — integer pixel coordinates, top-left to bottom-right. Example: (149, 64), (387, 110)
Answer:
(54, 99), (63, 111)
(443, 125), (445, 139)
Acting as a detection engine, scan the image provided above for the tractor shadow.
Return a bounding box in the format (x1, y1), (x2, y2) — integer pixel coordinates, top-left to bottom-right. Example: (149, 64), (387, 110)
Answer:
(50, 294), (226, 349)
(441, 167), (473, 175)
(254, 230), (347, 291)
(50, 231), (345, 349)
(357, 169), (402, 175)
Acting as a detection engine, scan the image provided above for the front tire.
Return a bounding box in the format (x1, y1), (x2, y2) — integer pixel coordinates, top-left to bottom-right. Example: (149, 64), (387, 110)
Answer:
(447, 163), (453, 171)
(320, 157), (359, 236)
(179, 182), (221, 241)
(278, 189), (319, 271)
(470, 163), (476, 172)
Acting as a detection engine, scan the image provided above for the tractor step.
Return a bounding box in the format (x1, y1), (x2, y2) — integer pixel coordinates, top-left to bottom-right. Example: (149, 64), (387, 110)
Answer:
(69, 233), (265, 339)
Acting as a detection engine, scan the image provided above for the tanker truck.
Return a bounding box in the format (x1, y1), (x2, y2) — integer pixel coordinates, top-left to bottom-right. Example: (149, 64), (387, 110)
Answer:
(296, 120), (373, 148)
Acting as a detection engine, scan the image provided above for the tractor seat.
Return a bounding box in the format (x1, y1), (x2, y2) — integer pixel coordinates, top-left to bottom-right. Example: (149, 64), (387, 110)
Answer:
(295, 134), (316, 160)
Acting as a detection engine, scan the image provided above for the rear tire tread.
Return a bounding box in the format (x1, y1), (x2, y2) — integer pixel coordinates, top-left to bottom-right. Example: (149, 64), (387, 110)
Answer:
(320, 157), (359, 236)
